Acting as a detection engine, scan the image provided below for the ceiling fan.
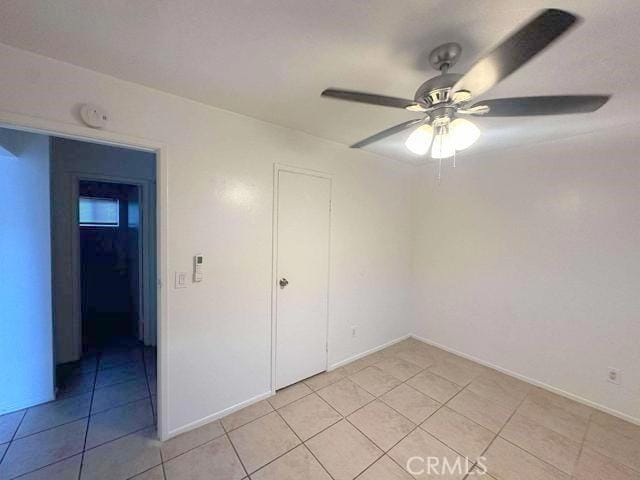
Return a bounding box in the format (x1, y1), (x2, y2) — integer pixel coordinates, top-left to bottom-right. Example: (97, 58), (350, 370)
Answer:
(321, 9), (610, 163)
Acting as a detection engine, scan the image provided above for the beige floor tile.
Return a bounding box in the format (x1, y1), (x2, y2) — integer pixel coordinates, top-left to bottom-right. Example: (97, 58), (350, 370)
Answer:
(306, 420), (382, 480)
(86, 397), (154, 448)
(584, 413), (640, 472)
(0, 410), (25, 443)
(590, 411), (640, 438)
(99, 347), (144, 370)
(573, 447), (640, 480)
(0, 418), (87, 479)
(421, 407), (494, 461)
(130, 465), (165, 479)
(395, 348), (437, 369)
(406, 371), (462, 403)
(81, 427), (161, 480)
(57, 371), (96, 399)
(347, 400), (415, 451)
(500, 412), (581, 475)
(279, 393), (341, 440)
(228, 412), (300, 473)
(341, 356), (377, 376)
(251, 444), (331, 480)
(357, 455), (412, 480)
(381, 384), (441, 424)
(484, 437), (570, 480)
(350, 367), (402, 397)
(15, 393), (91, 438)
(304, 369), (346, 391)
(428, 359), (484, 386)
(469, 466), (498, 479)
(268, 382), (312, 410)
(388, 428), (469, 479)
(527, 388), (594, 420)
(362, 350), (394, 365)
(160, 419), (225, 461)
(15, 454), (81, 480)
(221, 400), (274, 432)
(317, 379), (374, 416)
(517, 396), (588, 442)
(95, 362), (146, 389)
(164, 435), (245, 480)
(374, 357), (423, 382)
(447, 389), (512, 433)
(466, 372), (530, 410)
(92, 379), (150, 414)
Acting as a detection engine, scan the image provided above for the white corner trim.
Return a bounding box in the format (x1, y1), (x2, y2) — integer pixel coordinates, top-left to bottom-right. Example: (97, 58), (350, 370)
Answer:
(165, 390), (273, 440)
(328, 334), (411, 371)
(411, 334), (640, 427)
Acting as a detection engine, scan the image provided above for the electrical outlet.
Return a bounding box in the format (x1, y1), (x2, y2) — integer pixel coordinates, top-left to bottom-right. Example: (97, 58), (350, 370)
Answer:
(607, 367), (621, 385)
(351, 326), (357, 338)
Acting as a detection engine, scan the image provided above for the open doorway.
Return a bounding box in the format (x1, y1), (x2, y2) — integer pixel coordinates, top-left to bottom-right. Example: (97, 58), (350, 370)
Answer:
(52, 138), (158, 425)
(0, 127), (162, 476)
(79, 181), (142, 349)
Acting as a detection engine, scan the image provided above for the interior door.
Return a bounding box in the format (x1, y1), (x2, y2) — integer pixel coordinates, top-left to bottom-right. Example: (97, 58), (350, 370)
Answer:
(275, 169), (331, 389)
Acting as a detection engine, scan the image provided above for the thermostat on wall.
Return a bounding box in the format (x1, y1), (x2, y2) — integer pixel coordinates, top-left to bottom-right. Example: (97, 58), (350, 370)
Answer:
(193, 254), (204, 282)
(80, 103), (109, 129)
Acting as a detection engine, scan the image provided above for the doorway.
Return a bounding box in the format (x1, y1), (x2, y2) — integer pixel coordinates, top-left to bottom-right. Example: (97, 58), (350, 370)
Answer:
(79, 181), (142, 349)
(273, 166), (331, 389)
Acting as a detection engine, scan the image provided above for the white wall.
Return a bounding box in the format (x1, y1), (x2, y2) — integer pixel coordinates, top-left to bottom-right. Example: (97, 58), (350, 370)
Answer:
(0, 44), (413, 435)
(0, 128), (53, 413)
(412, 126), (640, 423)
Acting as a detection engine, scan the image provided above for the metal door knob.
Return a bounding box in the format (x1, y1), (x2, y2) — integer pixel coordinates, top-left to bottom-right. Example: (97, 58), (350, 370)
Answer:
(279, 278), (289, 288)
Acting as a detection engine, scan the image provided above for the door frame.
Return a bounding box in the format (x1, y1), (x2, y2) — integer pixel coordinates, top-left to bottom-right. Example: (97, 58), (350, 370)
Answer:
(0, 109), (170, 440)
(71, 174), (156, 358)
(270, 163), (332, 394)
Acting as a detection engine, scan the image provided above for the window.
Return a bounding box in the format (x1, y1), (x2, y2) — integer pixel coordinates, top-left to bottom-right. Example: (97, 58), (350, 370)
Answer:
(79, 196), (119, 227)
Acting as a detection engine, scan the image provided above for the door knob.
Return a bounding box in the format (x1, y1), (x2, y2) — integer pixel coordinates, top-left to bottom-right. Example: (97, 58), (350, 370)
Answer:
(279, 278), (289, 289)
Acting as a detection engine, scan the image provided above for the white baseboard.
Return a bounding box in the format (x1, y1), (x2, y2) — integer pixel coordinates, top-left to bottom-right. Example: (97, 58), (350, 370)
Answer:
(166, 334), (412, 440)
(328, 334), (411, 371)
(166, 390), (273, 440)
(0, 392), (54, 415)
(411, 334), (640, 427)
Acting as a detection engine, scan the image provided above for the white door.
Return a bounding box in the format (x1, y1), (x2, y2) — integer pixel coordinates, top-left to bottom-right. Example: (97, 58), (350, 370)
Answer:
(275, 169), (331, 389)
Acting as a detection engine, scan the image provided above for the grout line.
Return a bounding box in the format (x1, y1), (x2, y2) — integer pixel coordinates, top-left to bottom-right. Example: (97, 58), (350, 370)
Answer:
(273, 408), (337, 480)
(141, 347), (156, 419)
(572, 406), (596, 472)
(77, 348), (102, 480)
(0, 409), (27, 465)
(225, 432), (250, 478)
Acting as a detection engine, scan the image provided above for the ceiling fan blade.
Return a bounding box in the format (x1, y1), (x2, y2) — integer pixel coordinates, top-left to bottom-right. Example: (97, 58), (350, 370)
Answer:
(351, 119), (423, 149)
(452, 9), (579, 98)
(322, 88), (421, 110)
(470, 95), (610, 116)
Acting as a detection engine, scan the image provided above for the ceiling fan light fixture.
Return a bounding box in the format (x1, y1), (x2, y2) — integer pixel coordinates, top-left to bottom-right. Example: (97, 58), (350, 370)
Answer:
(450, 117), (480, 150)
(405, 124), (433, 155)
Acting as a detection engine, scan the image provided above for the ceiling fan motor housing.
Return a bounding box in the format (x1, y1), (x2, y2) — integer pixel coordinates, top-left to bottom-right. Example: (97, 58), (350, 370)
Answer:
(414, 73), (463, 108)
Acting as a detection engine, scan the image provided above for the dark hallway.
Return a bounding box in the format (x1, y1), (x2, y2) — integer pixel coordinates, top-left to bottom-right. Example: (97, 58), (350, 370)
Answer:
(79, 181), (141, 350)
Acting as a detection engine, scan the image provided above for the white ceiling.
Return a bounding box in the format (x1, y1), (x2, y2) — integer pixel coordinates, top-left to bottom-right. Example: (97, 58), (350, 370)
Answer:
(0, 0), (638, 164)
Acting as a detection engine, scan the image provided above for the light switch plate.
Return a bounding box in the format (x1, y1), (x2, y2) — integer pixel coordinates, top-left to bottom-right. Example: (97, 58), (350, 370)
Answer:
(175, 271), (188, 289)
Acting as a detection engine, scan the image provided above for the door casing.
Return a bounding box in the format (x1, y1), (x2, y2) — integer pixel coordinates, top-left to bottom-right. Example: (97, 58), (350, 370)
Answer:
(0, 109), (170, 441)
(270, 163), (332, 393)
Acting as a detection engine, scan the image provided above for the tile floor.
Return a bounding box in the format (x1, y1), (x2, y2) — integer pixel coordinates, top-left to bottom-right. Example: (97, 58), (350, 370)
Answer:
(0, 339), (157, 480)
(1, 338), (639, 479)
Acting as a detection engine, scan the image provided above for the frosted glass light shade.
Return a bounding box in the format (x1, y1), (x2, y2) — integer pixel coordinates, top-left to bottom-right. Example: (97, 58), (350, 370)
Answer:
(451, 118), (480, 151)
(405, 124), (433, 155)
(431, 132), (456, 159)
